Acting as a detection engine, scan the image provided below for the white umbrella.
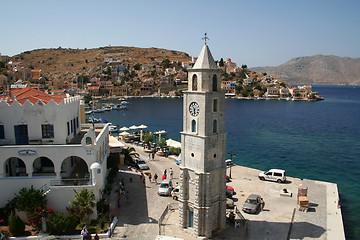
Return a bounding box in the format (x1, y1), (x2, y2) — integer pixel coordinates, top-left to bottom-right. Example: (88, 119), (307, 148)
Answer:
(138, 124), (148, 129)
(119, 131), (130, 136)
(120, 126), (129, 131)
(129, 125), (138, 130)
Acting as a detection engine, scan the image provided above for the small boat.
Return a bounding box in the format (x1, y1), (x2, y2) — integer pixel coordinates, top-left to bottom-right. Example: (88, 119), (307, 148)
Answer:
(109, 125), (118, 133)
(102, 105), (112, 111)
(93, 108), (104, 113)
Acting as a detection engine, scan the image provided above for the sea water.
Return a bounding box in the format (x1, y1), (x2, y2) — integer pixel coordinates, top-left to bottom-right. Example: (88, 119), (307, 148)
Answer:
(96, 86), (360, 239)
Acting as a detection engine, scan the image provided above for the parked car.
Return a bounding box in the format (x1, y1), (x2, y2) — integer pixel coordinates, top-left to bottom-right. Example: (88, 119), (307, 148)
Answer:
(158, 179), (173, 196)
(258, 169), (286, 183)
(226, 185), (235, 198)
(242, 194), (262, 214)
(171, 185), (180, 200)
(135, 159), (149, 170)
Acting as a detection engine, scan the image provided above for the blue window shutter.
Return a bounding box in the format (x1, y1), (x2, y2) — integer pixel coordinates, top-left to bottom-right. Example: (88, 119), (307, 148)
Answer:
(50, 125), (54, 138)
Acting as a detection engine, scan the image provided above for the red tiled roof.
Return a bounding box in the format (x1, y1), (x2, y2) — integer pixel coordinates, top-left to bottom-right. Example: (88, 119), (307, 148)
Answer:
(6, 87), (65, 105)
(88, 86), (100, 90)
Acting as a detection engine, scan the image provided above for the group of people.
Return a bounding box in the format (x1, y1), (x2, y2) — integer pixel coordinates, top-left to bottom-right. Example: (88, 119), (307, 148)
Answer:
(147, 152), (156, 161)
(118, 178), (130, 204)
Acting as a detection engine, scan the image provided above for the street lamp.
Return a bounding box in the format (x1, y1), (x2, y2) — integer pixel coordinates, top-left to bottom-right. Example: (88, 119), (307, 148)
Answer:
(227, 151), (235, 179)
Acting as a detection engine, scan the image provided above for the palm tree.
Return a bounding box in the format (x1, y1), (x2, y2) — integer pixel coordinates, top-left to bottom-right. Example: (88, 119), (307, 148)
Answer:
(69, 188), (96, 227)
(158, 138), (167, 152)
(123, 147), (139, 164)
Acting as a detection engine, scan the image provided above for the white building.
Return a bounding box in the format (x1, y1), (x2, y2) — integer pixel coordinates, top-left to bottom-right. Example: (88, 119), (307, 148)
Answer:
(179, 43), (227, 237)
(0, 87), (109, 216)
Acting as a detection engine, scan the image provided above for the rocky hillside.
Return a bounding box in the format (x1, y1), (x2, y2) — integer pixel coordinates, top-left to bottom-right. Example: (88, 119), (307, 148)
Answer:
(251, 55), (360, 85)
(12, 46), (191, 82)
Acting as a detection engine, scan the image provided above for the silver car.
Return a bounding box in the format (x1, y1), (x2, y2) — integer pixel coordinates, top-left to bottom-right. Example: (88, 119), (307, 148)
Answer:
(242, 194), (262, 214)
(158, 179), (173, 196)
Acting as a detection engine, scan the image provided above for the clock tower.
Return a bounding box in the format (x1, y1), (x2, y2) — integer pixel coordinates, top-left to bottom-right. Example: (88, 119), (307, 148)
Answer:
(179, 41), (227, 238)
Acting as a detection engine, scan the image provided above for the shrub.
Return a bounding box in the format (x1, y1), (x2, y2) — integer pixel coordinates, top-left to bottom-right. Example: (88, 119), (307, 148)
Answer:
(47, 212), (78, 235)
(26, 206), (55, 232)
(169, 147), (181, 155)
(9, 215), (25, 237)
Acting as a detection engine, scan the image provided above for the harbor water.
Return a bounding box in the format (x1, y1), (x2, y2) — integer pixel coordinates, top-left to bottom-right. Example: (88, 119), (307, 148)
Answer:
(94, 85), (360, 239)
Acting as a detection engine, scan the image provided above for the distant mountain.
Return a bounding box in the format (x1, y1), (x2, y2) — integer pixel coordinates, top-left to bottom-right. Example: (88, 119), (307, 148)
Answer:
(251, 55), (360, 85)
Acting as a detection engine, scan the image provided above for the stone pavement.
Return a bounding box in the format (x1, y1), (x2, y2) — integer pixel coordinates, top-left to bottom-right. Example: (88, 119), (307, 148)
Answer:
(109, 141), (345, 240)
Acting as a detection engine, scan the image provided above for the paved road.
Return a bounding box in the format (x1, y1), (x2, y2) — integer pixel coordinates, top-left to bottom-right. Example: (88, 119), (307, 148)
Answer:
(111, 142), (184, 240)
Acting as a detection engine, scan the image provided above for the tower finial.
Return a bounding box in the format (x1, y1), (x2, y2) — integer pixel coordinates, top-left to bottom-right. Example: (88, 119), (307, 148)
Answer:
(202, 33), (209, 45)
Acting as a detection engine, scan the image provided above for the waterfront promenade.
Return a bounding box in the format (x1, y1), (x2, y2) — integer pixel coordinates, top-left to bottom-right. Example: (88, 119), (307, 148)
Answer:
(110, 140), (345, 240)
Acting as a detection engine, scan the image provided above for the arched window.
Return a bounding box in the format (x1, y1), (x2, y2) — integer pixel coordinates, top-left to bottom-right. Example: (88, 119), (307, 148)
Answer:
(213, 120), (217, 133)
(86, 137), (92, 145)
(212, 74), (218, 92)
(192, 74), (198, 91)
(192, 120), (196, 132)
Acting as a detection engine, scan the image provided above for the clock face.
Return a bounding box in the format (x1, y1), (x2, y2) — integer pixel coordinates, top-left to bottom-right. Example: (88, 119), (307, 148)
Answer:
(189, 101), (200, 116)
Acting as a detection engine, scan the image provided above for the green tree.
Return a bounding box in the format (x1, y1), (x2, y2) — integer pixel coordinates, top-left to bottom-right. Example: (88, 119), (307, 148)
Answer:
(78, 75), (90, 85)
(84, 95), (92, 104)
(235, 85), (243, 94)
(123, 147), (139, 164)
(238, 69), (247, 79)
(240, 89), (249, 97)
(69, 189), (96, 227)
(158, 138), (167, 151)
(219, 58), (224, 67)
(133, 63), (141, 70)
(241, 64), (248, 69)
(161, 59), (171, 68)
(263, 72), (267, 76)
(15, 186), (47, 212)
(9, 215), (25, 237)
(143, 133), (154, 150)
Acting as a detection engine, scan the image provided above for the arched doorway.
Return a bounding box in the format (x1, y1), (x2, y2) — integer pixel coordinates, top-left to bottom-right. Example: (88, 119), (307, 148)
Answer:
(33, 157), (55, 176)
(61, 156), (90, 185)
(4, 157), (27, 177)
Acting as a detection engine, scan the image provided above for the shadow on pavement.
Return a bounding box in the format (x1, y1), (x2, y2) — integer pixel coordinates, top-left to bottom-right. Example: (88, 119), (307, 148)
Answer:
(116, 169), (149, 226)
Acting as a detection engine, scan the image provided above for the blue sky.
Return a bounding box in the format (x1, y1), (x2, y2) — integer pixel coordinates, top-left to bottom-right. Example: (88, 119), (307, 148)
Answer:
(1, 0), (359, 67)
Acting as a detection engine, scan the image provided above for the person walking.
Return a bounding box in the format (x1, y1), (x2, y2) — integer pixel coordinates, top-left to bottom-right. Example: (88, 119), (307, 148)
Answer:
(154, 173), (158, 184)
(169, 168), (173, 179)
(152, 152), (155, 160)
(148, 172), (152, 182)
(126, 191), (130, 204)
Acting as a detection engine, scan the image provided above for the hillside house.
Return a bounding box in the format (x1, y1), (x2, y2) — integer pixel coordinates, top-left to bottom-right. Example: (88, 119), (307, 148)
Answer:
(266, 87), (280, 98)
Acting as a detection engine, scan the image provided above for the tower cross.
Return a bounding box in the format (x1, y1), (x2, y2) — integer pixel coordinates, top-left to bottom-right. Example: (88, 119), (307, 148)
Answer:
(202, 33), (209, 45)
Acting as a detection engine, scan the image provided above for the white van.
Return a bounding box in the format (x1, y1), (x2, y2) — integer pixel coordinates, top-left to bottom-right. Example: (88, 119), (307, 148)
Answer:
(258, 169), (286, 183)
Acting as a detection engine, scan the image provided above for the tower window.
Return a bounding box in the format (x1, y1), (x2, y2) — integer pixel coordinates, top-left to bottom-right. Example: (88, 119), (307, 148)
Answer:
(212, 74), (218, 91)
(213, 99), (218, 112)
(213, 120), (217, 133)
(192, 74), (198, 91)
(191, 119), (196, 132)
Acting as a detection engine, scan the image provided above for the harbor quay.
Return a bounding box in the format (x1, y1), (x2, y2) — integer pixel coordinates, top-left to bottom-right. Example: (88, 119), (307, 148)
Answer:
(110, 140), (345, 240)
